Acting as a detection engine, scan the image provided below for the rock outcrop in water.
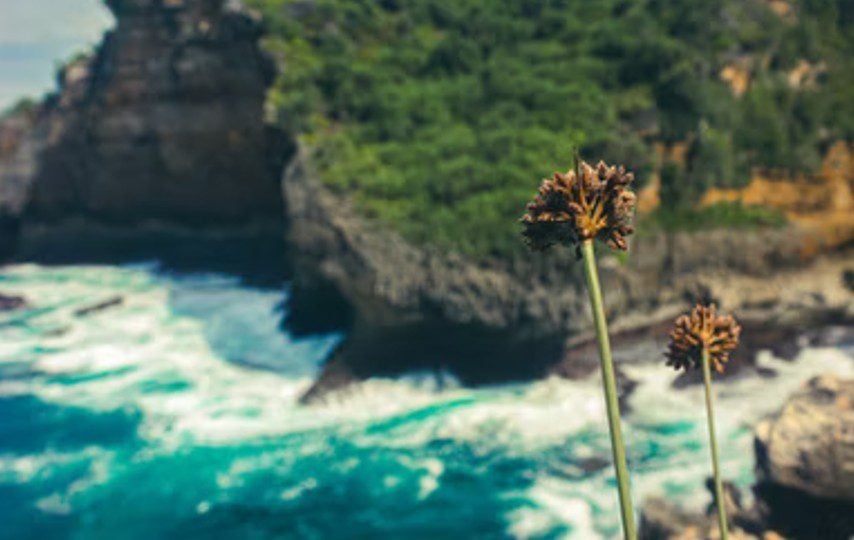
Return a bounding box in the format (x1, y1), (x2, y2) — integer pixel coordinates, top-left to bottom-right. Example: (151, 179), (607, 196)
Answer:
(0, 293), (27, 311)
(640, 484), (760, 540)
(0, 0), (285, 261)
(284, 144), (854, 401)
(1, 0), (851, 399)
(754, 374), (854, 501)
(753, 374), (854, 538)
(640, 374), (854, 540)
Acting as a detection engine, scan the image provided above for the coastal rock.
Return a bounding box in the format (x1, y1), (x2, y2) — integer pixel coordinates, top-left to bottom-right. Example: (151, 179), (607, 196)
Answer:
(639, 497), (725, 540)
(284, 145), (853, 400)
(754, 375), (854, 501)
(0, 0), (284, 243)
(641, 375), (854, 540)
(639, 482), (761, 540)
(752, 375), (854, 538)
(639, 497), (703, 539)
(0, 106), (42, 258)
(285, 145), (570, 397)
(0, 293), (27, 311)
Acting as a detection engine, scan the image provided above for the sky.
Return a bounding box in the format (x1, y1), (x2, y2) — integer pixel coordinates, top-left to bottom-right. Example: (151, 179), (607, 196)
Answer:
(0, 0), (114, 111)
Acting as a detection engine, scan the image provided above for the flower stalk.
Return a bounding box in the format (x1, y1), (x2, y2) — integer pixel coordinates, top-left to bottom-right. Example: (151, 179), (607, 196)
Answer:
(666, 303), (740, 540)
(580, 239), (636, 540)
(701, 346), (728, 540)
(521, 157), (638, 539)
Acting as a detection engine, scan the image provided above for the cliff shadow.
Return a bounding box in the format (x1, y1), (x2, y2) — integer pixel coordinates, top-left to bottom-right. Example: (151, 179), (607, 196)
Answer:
(11, 219), (289, 286)
(300, 317), (566, 403)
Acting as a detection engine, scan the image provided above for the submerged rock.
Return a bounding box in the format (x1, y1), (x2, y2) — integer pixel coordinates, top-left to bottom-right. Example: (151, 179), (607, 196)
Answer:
(0, 293), (27, 311)
(74, 296), (124, 317)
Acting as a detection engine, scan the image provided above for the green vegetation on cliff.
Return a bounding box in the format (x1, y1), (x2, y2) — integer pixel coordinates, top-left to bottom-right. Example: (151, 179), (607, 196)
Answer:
(249, 0), (853, 256)
(1, 98), (37, 118)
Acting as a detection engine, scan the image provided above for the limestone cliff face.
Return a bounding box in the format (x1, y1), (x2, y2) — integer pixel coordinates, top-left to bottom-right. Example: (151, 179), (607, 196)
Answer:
(4, 0), (282, 228)
(0, 110), (39, 218)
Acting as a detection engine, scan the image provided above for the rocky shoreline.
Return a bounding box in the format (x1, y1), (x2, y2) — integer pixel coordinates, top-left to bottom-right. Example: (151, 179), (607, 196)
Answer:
(640, 375), (854, 540)
(286, 141), (853, 401)
(0, 0), (852, 402)
(0, 3), (852, 538)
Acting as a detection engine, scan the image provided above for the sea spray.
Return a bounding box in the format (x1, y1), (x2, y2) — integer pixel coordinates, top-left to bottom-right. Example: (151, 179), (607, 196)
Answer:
(0, 264), (851, 538)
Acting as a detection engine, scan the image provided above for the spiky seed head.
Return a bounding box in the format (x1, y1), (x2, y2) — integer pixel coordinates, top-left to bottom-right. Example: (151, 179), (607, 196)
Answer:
(521, 160), (636, 253)
(666, 303), (741, 373)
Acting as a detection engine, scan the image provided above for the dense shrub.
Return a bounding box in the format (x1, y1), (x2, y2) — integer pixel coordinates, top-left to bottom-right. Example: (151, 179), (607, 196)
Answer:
(248, 0), (852, 256)
(1, 98), (37, 118)
(645, 202), (787, 232)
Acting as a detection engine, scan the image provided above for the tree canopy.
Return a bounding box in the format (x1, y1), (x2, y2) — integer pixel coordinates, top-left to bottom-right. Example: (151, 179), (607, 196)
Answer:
(249, 0), (853, 256)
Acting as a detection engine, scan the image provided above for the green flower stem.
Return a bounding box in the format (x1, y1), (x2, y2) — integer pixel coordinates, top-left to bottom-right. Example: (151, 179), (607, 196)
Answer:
(702, 346), (729, 540)
(580, 240), (636, 540)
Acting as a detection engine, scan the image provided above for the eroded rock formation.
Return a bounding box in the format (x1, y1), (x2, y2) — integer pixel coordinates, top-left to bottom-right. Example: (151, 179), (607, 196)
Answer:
(0, 0), (283, 237)
(1, 0), (851, 399)
(284, 144), (854, 401)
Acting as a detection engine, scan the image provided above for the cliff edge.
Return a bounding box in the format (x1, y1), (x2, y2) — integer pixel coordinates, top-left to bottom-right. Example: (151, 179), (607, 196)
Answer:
(0, 0), (285, 262)
(285, 144), (854, 402)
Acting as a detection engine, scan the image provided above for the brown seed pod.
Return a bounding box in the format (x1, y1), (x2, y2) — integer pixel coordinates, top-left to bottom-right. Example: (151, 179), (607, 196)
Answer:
(666, 303), (741, 373)
(521, 160), (636, 253)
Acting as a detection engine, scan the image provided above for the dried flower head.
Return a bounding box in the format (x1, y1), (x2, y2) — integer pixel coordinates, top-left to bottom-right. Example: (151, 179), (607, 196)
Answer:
(521, 159), (636, 253)
(666, 303), (741, 373)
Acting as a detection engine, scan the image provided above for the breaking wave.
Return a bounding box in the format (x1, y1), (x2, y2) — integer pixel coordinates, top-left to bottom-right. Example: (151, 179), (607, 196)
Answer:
(0, 263), (850, 539)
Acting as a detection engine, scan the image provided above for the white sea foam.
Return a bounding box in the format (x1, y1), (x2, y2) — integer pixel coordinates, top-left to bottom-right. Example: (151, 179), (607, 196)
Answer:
(0, 447), (110, 484)
(0, 263), (851, 539)
(509, 475), (599, 539)
(403, 456), (444, 499)
(0, 264), (344, 448)
(280, 478), (318, 501)
(505, 345), (854, 538)
(35, 450), (116, 515)
(506, 505), (557, 539)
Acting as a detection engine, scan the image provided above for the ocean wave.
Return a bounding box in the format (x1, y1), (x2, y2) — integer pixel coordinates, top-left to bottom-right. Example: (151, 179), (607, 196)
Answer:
(0, 263), (851, 539)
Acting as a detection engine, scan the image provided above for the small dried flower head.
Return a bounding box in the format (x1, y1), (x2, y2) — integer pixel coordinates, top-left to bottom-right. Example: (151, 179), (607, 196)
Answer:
(666, 303), (741, 373)
(520, 159), (636, 253)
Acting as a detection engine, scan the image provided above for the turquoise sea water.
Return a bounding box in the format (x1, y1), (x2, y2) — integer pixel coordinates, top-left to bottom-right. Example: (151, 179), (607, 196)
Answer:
(0, 263), (851, 539)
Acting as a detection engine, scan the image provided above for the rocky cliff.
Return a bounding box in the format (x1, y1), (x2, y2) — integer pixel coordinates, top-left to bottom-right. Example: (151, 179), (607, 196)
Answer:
(0, 107), (42, 258)
(284, 144), (854, 401)
(0, 0), (284, 260)
(1, 0), (851, 397)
